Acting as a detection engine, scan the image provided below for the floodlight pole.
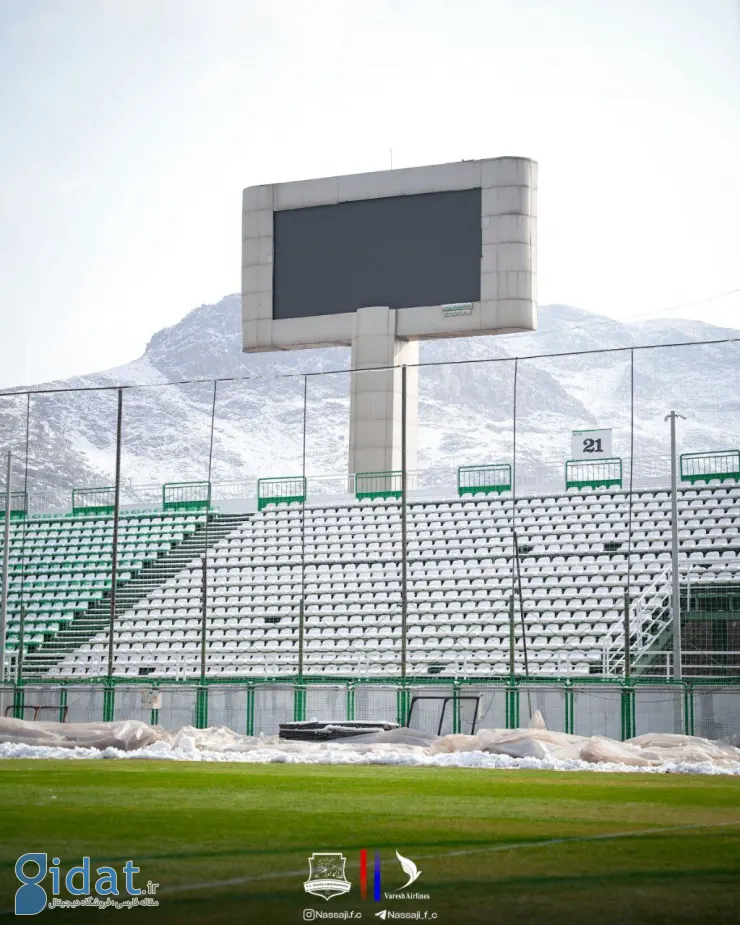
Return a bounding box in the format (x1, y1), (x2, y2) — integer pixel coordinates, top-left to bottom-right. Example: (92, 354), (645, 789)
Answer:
(665, 411), (685, 681)
(0, 452), (11, 683)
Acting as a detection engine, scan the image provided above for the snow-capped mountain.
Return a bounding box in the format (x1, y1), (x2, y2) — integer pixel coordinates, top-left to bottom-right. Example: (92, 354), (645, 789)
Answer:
(2, 296), (738, 510)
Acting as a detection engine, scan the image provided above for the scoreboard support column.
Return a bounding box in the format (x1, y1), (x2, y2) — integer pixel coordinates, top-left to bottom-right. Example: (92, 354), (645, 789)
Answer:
(348, 306), (419, 478)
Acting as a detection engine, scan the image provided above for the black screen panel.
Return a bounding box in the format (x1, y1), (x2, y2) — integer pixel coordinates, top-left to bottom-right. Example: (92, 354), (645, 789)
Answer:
(273, 188), (481, 320)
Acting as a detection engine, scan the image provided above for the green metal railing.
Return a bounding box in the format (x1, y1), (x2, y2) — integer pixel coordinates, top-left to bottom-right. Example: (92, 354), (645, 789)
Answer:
(0, 491), (28, 520)
(355, 471), (403, 500)
(565, 457), (623, 490)
(162, 481), (211, 512)
(680, 449), (740, 485)
(71, 487), (116, 516)
(257, 477), (307, 511)
(457, 464), (512, 497)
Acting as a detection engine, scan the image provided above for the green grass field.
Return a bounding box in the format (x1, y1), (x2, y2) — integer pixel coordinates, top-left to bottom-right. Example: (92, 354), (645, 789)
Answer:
(1, 761), (739, 924)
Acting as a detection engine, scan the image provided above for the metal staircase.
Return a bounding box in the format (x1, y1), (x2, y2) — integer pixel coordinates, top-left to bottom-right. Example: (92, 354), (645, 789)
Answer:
(22, 512), (253, 675)
(601, 564), (674, 676)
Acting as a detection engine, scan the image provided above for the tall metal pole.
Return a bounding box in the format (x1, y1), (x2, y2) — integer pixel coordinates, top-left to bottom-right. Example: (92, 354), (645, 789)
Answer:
(508, 595), (515, 679)
(106, 390), (124, 678)
(200, 380), (218, 681)
(400, 364), (408, 681)
(623, 590), (631, 680)
(0, 452), (12, 683)
(626, 350), (634, 625)
(16, 605), (26, 684)
(625, 350), (634, 680)
(298, 376), (308, 681)
(18, 394), (31, 684)
(665, 411), (685, 681)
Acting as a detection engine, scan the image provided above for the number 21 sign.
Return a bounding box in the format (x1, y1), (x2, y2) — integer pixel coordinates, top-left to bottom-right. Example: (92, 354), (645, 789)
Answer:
(572, 428), (612, 459)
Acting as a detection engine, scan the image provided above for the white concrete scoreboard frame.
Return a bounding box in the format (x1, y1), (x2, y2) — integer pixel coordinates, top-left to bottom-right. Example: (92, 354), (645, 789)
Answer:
(242, 156), (538, 478)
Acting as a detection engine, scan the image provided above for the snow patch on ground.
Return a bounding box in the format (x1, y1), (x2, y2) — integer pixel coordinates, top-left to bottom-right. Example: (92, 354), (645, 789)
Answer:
(2, 717), (739, 775)
(2, 738), (739, 776)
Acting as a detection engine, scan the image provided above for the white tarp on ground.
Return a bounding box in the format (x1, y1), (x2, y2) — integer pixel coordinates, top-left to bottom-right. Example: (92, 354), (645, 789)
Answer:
(2, 714), (740, 774)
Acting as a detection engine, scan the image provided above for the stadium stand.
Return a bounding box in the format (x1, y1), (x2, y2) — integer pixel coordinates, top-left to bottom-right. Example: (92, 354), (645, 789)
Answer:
(3, 510), (250, 674)
(44, 480), (740, 680)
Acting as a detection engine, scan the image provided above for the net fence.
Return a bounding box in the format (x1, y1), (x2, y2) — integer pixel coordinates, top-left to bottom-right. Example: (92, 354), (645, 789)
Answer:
(0, 338), (738, 705)
(1, 679), (737, 739)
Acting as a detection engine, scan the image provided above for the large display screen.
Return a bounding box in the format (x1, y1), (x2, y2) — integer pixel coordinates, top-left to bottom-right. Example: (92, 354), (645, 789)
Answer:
(272, 188), (481, 320)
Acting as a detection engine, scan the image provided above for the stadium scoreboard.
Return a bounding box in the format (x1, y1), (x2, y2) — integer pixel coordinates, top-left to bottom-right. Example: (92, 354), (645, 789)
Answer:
(242, 157), (537, 351)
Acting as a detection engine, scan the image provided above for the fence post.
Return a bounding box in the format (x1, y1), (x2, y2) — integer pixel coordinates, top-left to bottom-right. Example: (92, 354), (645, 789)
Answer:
(508, 595), (516, 678)
(150, 684), (160, 727)
(564, 679), (574, 735)
(293, 682), (306, 722)
(16, 605), (27, 684)
(683, 682), (694, 736)
(505, 680), (519, 729)
(620, 682), (635, 741)
(396, 684), (410, 727)
(60, 682), (68, 723)
(400, 365), (408, 682)
(246, 682), (255, 736)
(452, 680), (461, 734)
(12, 678), (24, 720)
(195, 683), (209, 729)
(623, 591), (631, 679)
(106, 389), (124, 680)
(103, 678), (115, 722)
(346, 682), (356, 722)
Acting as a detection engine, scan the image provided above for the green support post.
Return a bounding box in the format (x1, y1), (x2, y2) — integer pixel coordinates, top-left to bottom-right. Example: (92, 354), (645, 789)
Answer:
(148, 684), (160, 726)
(102, 680), (115, 722)
(195, 684), (209, 729)
(293, 683), (306, 722)
(346, 683), (356, 722)
(59, 683), (68, 724)
(684, 683), (695, 736)
(564, 680), (574, 735)
(620, 684), (636, 741)
(452, 681), (461, 734)
(396, 685), (410, 727)
(505, 681), (520, 729)
(246, 683), (255, 736)
(13, 680), (25, 720)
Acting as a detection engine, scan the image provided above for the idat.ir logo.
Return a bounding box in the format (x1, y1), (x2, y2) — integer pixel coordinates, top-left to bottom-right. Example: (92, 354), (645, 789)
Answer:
(15, 853), (158, 915)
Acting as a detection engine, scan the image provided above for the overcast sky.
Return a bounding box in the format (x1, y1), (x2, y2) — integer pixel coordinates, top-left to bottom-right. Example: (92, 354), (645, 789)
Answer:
(0, 0), (739, 387)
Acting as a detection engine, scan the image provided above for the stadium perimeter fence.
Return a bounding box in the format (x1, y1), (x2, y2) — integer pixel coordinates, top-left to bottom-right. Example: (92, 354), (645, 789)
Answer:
(0, 678), (738, 740)
(0, 336), (739, 729)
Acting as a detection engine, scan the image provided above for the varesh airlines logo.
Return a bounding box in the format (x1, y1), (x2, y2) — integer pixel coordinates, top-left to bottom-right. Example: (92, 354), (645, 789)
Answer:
(395, 851), (421, 890)
(382, 850), (429, 901)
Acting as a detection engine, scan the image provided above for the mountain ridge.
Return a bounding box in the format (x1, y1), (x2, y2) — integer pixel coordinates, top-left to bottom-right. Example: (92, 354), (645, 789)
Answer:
(2, 296), (738, 509)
